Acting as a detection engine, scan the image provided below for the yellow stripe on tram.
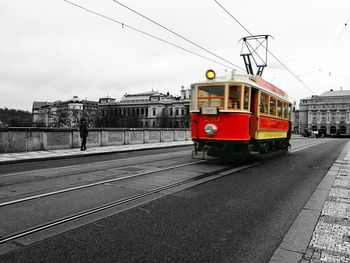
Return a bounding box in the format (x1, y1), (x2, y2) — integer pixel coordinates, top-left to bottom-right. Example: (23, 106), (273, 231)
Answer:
(255, 130), (287, 140)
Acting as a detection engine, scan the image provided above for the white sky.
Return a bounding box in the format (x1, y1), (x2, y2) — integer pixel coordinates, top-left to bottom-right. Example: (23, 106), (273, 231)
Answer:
(1, 0), (349, 111)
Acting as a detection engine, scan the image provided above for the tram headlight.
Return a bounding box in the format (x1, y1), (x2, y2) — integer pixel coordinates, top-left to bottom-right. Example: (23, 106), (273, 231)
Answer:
(204, 124), (217, 137)
(205, 69), (216, 80)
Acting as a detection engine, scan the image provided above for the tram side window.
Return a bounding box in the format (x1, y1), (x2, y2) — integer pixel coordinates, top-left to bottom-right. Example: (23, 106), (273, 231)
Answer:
(197, 85), (225, 109)
(190, 87), (197, 111)
(277, 100), (283, 118)
(287, 103), (291, 119)
(228, 85), (241, 110)
(269, 97), (277, 116)
(282, 102), (286, 118)
(260, 92), (269, 114)
(283, 102), (289, 118)
(243, 86), (250, 111)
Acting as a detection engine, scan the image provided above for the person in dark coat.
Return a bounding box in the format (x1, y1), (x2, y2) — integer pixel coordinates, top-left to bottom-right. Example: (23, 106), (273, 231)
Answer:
(79, 119), (89, 151)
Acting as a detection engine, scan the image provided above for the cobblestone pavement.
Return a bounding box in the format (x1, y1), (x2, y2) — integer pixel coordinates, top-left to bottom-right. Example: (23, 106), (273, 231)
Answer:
(300, 142), (350, 262)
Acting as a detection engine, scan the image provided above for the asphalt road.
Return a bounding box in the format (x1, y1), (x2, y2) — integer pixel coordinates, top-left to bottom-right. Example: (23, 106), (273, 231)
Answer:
(0, 145), (194, 175)
(0, 139), (348, 263)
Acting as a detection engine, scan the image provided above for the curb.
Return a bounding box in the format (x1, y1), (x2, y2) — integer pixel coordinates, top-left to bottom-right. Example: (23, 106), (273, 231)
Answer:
(0, 141), (194, 165)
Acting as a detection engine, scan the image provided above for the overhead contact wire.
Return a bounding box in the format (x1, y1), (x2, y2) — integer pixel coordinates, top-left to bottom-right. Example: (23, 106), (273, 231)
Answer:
(214, 0), (316, 95)
(64, 0), (235, 70)
(112, 0), (246, 73)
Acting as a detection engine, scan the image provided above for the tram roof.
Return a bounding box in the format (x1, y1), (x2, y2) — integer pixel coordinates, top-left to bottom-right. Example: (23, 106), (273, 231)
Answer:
(191, 74), (290, 102)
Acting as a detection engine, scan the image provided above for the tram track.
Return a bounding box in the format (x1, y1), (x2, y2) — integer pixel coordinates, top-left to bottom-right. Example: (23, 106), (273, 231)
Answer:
(0, 161), (259, 246)
(0, 159), (206, 208)
(0, 150), (191, 184)
(0, 139), (329, 207)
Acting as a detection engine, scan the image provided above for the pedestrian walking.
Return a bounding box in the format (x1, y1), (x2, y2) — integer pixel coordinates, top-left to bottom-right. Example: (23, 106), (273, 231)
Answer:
(79, 119), (89, 151)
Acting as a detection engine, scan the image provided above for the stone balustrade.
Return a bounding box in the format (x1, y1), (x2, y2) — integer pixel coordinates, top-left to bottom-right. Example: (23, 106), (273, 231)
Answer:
(0, 127), (192, 153)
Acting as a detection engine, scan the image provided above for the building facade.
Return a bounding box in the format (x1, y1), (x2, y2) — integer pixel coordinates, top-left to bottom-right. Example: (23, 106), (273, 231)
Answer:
(99, 87), (191, 128)
(32, 96), (99, 127)
(296, 89), (350, 135)
(32, 87), (191, 128)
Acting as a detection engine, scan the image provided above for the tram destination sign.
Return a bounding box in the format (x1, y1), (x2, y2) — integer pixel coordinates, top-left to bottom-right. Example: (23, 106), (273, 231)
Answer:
(201, 107), (218, 115)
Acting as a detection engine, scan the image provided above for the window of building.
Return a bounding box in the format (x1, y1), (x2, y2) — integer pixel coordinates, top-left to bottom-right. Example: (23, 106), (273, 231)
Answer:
(175, 109), (179, 116)
(260, 92), (269, 114)
(340, 126), (346, 134)
(228, 85), (241, 110)
(170, 108), (173, 116)
(152, 108), (156, 116)
(330, 126), (336, 134)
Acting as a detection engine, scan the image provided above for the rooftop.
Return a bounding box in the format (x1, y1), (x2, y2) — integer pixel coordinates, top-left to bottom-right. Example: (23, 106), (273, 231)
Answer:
(320, 90), (350, 97)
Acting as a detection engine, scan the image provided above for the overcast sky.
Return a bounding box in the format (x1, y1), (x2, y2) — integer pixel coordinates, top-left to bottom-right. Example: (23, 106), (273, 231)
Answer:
(1, 0), (349, 111)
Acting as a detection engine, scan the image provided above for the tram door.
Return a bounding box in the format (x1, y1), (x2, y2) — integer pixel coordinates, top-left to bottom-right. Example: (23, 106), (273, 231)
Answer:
(249, 88), (259, 139)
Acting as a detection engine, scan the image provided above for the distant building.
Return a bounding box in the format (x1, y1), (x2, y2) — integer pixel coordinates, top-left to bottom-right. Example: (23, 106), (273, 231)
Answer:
(98, 97), (116, 104)
(32, 101), (52, 125)
(32, 96), (99, 127)
(296, 89), (350, 135)
(99, 86), (191, 128)
(32, 86), (191, 128)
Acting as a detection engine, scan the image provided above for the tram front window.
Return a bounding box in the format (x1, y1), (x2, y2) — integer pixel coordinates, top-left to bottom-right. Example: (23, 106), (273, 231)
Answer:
(228, 85), (241, 110)
(197, 85), (225, 109)
(243, 86), (250, 110)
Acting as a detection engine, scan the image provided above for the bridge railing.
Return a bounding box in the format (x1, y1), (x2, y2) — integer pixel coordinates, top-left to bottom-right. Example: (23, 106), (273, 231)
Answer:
(0, 127), (192, 153)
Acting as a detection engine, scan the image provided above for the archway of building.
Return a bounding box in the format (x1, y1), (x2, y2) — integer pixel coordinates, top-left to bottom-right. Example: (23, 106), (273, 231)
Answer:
(330, 126), (336, 134)
(340, 126), (346, 134)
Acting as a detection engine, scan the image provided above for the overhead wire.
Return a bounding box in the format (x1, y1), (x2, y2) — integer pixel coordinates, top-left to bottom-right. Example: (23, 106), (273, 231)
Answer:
(322, 14), (350, 79)
(329, 15), (350, 52)
(111, 0), (246, 73)
(64, 0), (235, 70)
(214, 0), (317, 95)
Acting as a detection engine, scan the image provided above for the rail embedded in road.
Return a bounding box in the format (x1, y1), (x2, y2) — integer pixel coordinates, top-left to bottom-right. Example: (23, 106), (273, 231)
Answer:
(0, 160), (259, 247)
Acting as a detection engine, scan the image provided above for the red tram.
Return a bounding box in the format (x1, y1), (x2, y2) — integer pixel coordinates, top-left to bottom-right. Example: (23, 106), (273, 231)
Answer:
(191, 70), (292, 159)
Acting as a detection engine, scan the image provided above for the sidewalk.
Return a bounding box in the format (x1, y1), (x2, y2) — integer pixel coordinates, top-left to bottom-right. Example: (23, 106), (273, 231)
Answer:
(271, 140), (350, 262)
(0, 141), (194, 165)
(301, 140), (350, 262)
